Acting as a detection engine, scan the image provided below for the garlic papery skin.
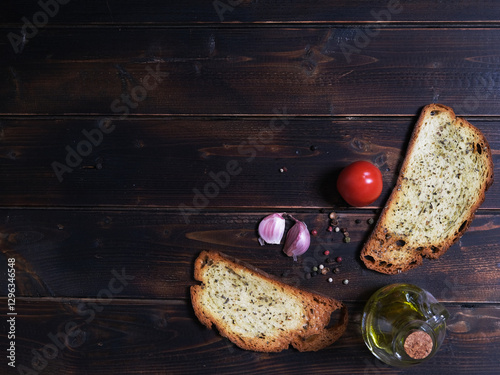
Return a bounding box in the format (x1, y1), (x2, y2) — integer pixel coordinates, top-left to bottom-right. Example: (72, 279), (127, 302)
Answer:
(283, 218), (310, 261)
(258, 213), (286, 245)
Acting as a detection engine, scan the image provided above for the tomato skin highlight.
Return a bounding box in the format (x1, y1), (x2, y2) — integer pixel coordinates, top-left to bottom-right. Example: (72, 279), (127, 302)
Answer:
(337, 161), (383, 207)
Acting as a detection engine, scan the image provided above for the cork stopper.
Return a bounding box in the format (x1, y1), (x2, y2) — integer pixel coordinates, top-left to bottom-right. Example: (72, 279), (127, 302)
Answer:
(404, 330), (433, 359)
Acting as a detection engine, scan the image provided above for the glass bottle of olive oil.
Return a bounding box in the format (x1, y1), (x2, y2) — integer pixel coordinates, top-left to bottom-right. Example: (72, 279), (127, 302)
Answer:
(362, 283), (449, 367)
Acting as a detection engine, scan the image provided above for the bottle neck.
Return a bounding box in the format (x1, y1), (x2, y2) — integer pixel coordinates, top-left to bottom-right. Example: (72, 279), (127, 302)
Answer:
(404, 330), (433, 359)
(393, 320), (437, 363)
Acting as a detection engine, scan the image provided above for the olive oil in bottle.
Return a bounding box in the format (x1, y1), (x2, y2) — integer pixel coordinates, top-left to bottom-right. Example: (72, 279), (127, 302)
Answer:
(362, 283), (449, 367)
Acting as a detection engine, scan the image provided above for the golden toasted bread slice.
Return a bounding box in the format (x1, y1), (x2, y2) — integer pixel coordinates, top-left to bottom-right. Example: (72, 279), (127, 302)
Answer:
(361, 104), (494, 274)
(191, 251), (348, 352)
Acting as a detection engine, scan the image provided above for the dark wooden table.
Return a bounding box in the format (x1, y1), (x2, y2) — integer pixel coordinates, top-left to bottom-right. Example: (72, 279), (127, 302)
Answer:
(1, 1), (499, 374)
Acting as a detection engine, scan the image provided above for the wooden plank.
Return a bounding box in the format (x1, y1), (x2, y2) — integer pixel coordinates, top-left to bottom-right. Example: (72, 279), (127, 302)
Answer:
(1, 298), (498, 374)
(0, 210), (498, 303)
(3, 28), (500, 116)
(0, 118), (498, 209)
(2, 0), (500, 24)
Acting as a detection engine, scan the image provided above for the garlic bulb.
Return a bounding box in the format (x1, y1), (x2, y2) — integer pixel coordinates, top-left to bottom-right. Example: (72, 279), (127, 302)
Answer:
(283, 217), (311, 261)
(258, 213), (286, 245)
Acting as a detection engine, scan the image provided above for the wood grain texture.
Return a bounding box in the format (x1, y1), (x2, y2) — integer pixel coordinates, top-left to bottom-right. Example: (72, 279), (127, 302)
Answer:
(0, 210), (498, 303)
(3, 28), (500, 116)
(0, 298), (498, 374)
(1, 2), (500, 374)
(2, 0), (500, 24)
(0, 118), (498, 208)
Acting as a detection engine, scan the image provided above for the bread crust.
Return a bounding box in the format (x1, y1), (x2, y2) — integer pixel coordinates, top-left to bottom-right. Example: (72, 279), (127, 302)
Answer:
(361, 104), (494, 274)
(191, 251), (348, 352)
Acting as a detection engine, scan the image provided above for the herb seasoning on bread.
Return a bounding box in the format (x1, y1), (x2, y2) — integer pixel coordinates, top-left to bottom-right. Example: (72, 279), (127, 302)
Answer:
(191, 251), (348, 352)
(361, 104), (494, 274)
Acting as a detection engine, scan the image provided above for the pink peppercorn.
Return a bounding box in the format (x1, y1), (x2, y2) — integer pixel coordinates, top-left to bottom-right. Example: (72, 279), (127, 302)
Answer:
(336, 256), (342, 263)
(311, 229), (318, 236)
(324, 250), (330, 256)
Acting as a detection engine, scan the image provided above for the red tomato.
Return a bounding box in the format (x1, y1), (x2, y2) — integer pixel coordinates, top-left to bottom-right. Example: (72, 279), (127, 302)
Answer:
(337, 161), (383, 207)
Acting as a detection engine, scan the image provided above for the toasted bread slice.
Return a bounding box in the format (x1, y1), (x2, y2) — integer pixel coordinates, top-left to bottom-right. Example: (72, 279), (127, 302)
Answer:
(361, 104), (494, 274)
(191, 251), (348, 352)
